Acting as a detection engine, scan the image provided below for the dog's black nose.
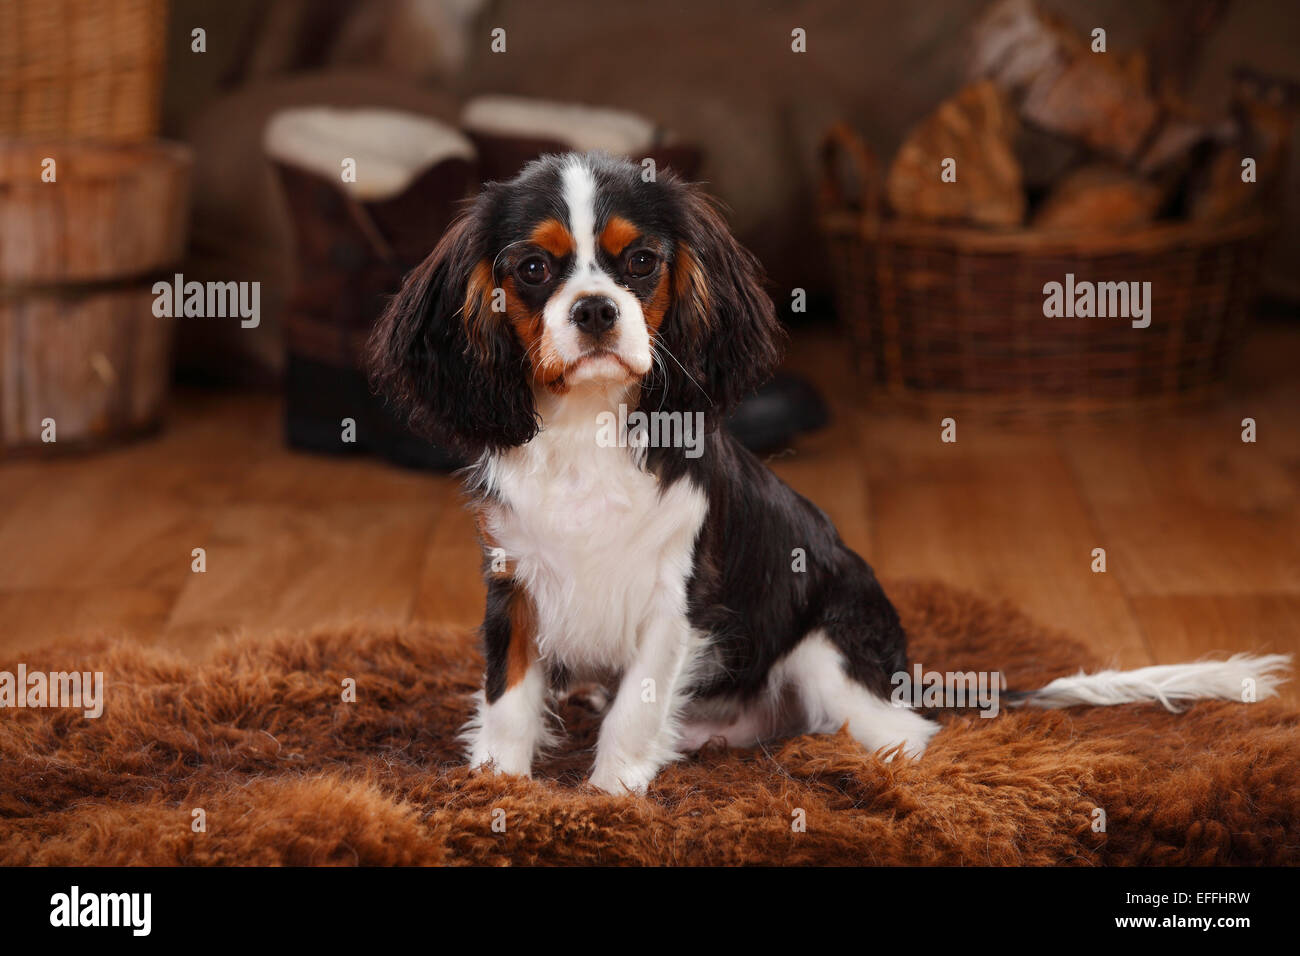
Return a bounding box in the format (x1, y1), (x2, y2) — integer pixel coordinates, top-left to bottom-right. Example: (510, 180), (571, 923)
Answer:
(570, 295), (618, 335)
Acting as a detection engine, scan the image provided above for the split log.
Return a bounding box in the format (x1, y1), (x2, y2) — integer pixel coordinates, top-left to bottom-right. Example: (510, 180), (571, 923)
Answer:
(971, 0), (1160, 164)
(1190, 69), (1299, 223)
(1033, 164), (1164, 232)
(886, 80), (1025, 228)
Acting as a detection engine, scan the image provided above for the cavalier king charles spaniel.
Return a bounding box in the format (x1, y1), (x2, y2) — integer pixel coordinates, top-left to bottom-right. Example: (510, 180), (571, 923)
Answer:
(369, 152), (1288, 794)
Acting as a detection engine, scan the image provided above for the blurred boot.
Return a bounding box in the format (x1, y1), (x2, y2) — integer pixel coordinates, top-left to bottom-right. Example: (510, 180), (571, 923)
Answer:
(266, 107), (475, 470)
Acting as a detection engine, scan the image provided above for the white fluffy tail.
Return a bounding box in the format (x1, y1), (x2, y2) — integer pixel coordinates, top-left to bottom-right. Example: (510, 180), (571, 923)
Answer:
(1010, 653), (1291, 713)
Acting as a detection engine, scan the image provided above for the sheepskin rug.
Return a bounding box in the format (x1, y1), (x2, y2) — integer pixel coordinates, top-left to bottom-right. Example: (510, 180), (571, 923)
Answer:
(2, 581), (1296, 866)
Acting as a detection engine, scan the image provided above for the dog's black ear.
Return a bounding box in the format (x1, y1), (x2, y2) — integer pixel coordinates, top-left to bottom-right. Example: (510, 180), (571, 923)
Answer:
(368, 205), (539, 454)
(645, 183), (784, 415)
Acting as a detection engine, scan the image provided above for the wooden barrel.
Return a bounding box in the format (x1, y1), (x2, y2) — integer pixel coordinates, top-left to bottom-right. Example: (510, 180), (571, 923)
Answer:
(0, 140), (191, 453)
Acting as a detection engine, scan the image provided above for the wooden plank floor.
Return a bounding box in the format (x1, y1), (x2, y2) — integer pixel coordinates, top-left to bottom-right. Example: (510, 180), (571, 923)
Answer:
(2, 321), (1297, 703)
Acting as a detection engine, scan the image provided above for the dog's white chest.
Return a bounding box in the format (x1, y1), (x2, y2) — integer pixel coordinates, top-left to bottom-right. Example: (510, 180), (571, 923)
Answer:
(480, 425), (706, 676)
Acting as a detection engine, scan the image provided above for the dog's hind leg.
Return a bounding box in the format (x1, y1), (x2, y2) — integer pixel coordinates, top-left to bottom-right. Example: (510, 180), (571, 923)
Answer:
(783, 631), (938, 759)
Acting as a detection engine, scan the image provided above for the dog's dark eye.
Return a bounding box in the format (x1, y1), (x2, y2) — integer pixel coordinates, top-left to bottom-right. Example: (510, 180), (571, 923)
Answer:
(517, 256), (551, 286)
(626, 250), (659, 279)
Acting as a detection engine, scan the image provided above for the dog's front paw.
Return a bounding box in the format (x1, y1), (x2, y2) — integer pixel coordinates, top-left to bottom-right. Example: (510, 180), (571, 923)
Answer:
(469, 752), (532, 778)
(588, 756), (660, 795)
(467, 729), (534, 778)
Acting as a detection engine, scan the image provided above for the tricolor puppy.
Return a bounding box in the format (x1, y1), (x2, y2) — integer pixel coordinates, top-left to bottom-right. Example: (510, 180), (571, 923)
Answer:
(369, 153), (1289, 794)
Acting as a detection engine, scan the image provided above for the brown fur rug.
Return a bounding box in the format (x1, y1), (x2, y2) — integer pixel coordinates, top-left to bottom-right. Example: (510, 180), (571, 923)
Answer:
(2, 580), (1296, 866)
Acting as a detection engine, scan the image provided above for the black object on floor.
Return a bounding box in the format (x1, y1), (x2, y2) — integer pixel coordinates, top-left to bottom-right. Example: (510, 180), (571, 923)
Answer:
(725, 372), (830, 452)
(285, 354), (464, 472)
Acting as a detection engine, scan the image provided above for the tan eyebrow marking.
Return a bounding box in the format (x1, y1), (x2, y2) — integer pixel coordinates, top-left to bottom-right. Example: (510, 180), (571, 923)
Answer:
(599, 215), (641, 257)
(529, 218), (575, 257)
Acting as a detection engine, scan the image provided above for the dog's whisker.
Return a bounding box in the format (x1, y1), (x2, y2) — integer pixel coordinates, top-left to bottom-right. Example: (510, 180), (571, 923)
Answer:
(654, 337), (713, 406)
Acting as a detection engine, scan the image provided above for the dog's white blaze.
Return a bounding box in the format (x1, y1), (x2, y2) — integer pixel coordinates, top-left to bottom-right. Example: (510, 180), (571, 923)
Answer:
(562, 157), (598, 266)
(544, 157), (652, 380)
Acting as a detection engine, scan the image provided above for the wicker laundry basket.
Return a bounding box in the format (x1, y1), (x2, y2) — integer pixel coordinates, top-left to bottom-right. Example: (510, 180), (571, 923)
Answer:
(818, 124), (1272, 422)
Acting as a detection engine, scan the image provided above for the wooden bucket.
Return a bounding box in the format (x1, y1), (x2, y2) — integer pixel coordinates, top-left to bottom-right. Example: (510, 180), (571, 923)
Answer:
(0, 140), (192, 453)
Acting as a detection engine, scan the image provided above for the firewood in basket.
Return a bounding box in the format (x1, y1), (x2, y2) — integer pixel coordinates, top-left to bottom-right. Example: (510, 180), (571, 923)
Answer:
(1020, 50), (1161, 164)
(1015, 125), (1085, 192)
(1032, 164), (1164, 232)
(1190, 68), (1299, 223)
(886, 80), (1026, 228)
(968, 0), (1080, 95)
(971, 0), (1160, 165)
(1137, 111), (1232, 178)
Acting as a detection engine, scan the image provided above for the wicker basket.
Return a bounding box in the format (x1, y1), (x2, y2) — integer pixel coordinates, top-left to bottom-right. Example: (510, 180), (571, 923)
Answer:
(0, 0), (168, 142)
(818, 124), (1272, 422)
